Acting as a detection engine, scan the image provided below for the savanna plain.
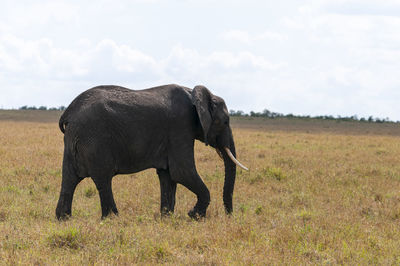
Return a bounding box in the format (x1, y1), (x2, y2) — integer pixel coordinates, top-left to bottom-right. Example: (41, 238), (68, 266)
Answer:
(1, 110), (400, 264)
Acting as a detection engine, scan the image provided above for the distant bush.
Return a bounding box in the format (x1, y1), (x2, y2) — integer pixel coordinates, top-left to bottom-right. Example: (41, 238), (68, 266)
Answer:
(18, 106), (66, 111)
(19, 105), (37, 110)
(229, 110), (246, 116)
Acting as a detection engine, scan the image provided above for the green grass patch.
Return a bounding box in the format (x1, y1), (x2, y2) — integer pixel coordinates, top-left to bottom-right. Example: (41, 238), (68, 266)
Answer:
(47, 227), (84, 250)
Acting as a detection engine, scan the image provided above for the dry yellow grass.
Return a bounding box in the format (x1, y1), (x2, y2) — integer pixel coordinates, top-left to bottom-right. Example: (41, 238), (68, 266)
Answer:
(1, 113), (400, 264)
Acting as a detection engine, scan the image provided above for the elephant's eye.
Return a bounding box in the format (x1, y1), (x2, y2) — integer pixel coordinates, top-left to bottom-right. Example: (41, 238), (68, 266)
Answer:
(224, 120), (228, 125)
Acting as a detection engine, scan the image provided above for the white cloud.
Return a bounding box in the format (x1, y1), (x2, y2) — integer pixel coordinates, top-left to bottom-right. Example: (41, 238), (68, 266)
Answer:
(0, 33), (284, 110)
(270, 0), (400, 119)
(222, 30), (288, 44)
(304, 0), (400, 17)
(1, 1), (79, 31)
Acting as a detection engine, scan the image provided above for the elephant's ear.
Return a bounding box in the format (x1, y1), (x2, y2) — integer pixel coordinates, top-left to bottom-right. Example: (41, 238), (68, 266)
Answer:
(192, 85), (213, 146)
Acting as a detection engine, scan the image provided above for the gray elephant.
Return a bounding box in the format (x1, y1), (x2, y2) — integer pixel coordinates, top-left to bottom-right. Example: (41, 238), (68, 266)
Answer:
(56, 84), (247, 220)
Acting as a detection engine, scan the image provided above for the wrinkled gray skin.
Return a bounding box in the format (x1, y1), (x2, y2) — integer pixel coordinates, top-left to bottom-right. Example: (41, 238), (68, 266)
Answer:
(56, 84), (237, 220)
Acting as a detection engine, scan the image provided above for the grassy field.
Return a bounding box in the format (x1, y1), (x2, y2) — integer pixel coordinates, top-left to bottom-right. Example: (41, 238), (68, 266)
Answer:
(1, 110), (400, 264)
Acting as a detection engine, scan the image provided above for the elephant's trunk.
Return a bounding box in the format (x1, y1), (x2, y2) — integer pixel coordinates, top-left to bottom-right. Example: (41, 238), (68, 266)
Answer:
(221, 133), (237, 214)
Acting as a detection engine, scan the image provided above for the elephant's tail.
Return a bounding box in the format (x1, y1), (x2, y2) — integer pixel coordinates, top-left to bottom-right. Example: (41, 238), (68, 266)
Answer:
(59, 112), (67, 134)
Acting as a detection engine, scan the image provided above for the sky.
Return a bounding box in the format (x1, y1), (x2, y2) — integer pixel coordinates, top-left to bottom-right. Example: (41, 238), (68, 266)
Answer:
(1, 0), (400, 120)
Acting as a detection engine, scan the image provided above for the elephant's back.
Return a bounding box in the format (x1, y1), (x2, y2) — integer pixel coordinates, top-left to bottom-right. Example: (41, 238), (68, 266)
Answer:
(60, 84), (193, 135)
(63, 85), (132, 115)
(63, 84), (189, 116)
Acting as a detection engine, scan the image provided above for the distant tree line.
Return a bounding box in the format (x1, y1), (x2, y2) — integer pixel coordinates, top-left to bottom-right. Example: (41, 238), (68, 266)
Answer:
(229, 109), (397, 123)
(18, 105), (66, 111)
(6, 106), (396, 123)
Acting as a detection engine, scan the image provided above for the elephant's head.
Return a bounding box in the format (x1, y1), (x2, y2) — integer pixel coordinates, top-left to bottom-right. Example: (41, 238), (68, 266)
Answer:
(192, 85), (248, 214)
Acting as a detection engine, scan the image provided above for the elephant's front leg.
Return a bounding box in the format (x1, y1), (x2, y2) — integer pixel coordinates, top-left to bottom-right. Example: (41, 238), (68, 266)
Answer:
(180, 174), (210, 219)
(168, 142), (210, 219)
(92, 177), (118, 218)
(157, 169), (177, 216)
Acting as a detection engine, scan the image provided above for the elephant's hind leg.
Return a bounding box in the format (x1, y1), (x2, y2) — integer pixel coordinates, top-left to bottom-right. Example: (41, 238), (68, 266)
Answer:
(56, 152), (84, 220)
(92, 176), (118, 219)
(157, 169), (177, 216)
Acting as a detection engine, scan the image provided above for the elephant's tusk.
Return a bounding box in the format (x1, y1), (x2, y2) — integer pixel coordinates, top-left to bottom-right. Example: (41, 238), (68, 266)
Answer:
(224, 147), (249, 171)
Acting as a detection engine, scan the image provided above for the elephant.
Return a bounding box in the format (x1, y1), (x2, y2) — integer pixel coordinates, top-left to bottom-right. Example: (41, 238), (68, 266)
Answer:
(55, 84), (248, 220)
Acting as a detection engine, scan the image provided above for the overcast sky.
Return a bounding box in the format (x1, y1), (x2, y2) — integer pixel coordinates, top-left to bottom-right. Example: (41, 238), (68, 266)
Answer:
(1, 0), (399, 120)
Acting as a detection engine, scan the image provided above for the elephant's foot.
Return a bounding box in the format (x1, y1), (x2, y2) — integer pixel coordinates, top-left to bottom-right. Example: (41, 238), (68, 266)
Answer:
(101, 207), (119, 219)
(188, 208), (206, 220)
(56, 193), (73, 221)
(56, 206), (72, 220)
(188, 198), (209, 220)
(56, 211), (71, 221)
(161, 207), (174, 218)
